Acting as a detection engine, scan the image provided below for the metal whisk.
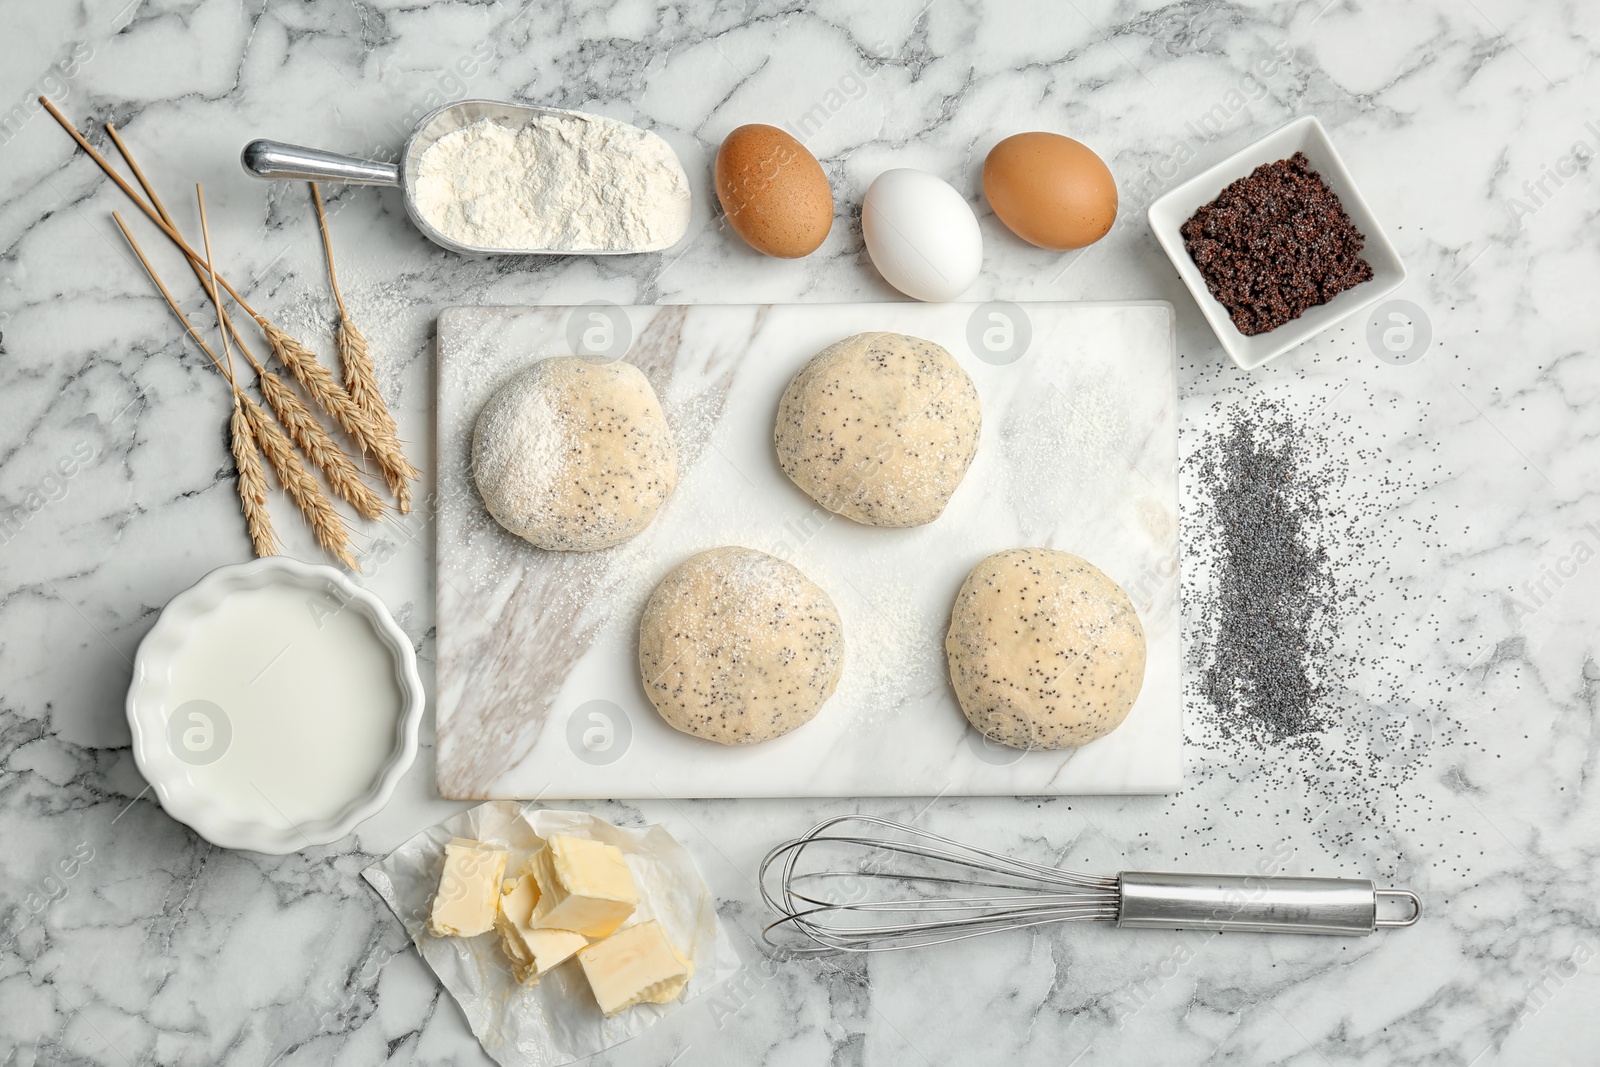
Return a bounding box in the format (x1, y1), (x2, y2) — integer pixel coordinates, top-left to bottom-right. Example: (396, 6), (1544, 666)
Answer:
(759, 815), (1420, 954)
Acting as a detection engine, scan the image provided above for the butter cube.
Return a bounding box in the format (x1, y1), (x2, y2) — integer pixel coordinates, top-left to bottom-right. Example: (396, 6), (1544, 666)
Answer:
(529, 835), (638, 938)
(428, 838), (507, 938)
(496, 874), (588, 984)
(578, 920), (693, 1016)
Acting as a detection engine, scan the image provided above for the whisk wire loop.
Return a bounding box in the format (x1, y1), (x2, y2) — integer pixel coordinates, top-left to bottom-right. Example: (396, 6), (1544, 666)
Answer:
(760, 815), (1120, 954)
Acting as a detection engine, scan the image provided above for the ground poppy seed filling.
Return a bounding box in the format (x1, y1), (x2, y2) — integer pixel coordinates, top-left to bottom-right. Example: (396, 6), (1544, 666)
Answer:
(1179, 152), (1374, 336)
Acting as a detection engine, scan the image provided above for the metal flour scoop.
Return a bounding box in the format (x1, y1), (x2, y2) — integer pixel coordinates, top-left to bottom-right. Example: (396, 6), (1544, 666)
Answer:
(241, 99), (690, 255)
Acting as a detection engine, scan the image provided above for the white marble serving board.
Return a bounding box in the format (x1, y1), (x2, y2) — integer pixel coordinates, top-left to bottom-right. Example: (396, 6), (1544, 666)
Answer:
(435, 302), (1178, 799)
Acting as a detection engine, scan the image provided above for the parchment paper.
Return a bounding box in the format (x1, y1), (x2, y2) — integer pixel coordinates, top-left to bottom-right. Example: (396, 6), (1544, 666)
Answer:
(363, 801), (741, 1066)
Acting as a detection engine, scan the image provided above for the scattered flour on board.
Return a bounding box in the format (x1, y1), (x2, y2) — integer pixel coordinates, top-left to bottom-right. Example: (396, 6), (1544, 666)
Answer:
(824, 572), (945, 729)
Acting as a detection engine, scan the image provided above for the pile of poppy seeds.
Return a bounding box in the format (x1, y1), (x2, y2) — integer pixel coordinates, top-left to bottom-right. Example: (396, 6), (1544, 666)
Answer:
(1180, 384), (1463, 871)
(1189, 402), (1349, 745)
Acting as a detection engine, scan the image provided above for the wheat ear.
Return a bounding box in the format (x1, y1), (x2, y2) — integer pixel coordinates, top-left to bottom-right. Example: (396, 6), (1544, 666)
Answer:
(230, 395), (279, 556)
(255, 370), (386, 520)
(103, 124), (387, 523)
(265, 322), (418, 512)
(242, 395), (357, 568)
(310, 182), (400, 440)
(310, 182), (414, 513)
(335, 317), (414, 513)
(335, 317), (390, 436)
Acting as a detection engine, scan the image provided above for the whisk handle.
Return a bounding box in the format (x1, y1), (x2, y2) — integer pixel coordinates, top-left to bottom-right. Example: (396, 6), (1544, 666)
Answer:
(1116, 873), (1420, 936)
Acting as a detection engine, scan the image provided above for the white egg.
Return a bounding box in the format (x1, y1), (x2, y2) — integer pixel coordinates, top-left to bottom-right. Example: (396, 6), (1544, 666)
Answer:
(861, 169), (983, 302)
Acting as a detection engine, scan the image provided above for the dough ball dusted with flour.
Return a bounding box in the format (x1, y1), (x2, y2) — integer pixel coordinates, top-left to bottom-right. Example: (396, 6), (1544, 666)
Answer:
(774, 332), (981, 528)
(472, 357), (677, 552)
(639, 547), (844, 745)
(946, 548), (1146, 750)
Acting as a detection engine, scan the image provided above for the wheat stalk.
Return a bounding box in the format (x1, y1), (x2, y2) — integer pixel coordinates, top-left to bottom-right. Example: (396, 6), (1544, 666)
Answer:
(44, 100), (274, 326)
(44, 104), (418, 519)
(101, 123), (390, 524)
(242, 394), (357, 568)
(113, 208), (284, 560)
(310, 182), (416, 514)
(230, 395), (278, 557)
(200, 198), (277, 560)
(112, 209), (358, 570)
(311, 185), (389, 423)
(196, 184), (360, 568)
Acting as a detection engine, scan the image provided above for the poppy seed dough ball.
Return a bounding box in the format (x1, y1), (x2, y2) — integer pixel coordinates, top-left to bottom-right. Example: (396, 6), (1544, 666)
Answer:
(774, 332), (981, 528)
(946, 548), (1146, 750)
(472, 357), (677, 551)
(639, 547), (844, 745)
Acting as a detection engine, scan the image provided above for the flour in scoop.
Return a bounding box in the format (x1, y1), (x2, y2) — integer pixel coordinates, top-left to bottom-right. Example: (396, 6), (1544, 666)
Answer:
(413, 114), (691, 252)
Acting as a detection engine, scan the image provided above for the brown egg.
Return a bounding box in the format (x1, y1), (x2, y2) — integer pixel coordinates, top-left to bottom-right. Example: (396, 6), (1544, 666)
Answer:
(983, 132), (1118, 250)
(715, 124), (833, 258)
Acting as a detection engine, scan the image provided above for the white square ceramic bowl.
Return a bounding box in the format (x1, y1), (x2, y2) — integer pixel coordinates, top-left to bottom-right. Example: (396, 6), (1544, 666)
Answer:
(1147, 115), (1406, 369)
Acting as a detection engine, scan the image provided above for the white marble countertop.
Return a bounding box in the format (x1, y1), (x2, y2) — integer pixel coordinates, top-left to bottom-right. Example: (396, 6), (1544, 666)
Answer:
(3, 2), (1597, 1065)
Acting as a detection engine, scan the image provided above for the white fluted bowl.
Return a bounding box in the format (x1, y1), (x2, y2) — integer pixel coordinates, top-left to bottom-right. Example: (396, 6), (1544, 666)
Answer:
(126, 557), (424, 854)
